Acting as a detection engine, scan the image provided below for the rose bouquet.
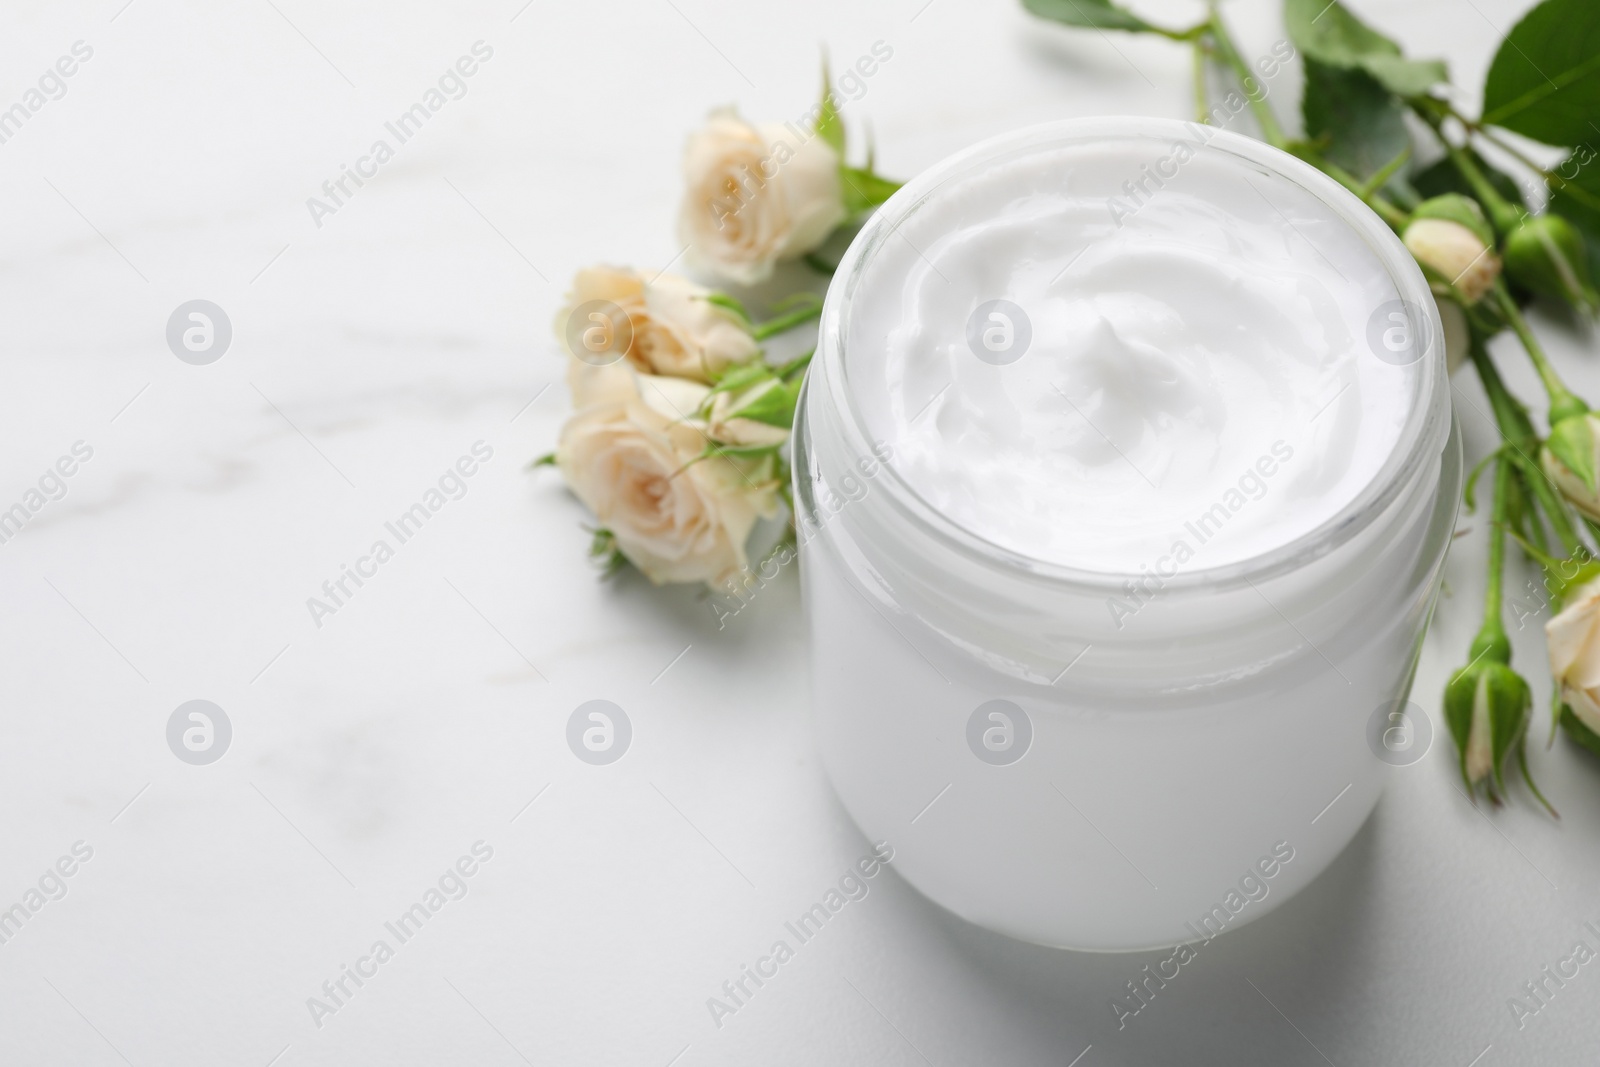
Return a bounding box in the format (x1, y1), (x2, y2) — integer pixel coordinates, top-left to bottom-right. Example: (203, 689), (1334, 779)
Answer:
(537, 67), (900, 589)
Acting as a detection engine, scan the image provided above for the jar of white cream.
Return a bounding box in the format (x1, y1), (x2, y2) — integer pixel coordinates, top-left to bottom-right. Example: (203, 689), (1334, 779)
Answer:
(795, 117), (1459, 951)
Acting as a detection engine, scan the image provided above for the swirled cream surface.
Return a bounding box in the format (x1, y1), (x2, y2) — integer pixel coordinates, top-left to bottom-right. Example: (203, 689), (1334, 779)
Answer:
(846, 133), (1419, 572)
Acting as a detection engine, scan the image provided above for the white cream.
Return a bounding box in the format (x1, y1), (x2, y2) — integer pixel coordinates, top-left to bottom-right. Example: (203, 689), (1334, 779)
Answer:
(847, 134), (1418, 571)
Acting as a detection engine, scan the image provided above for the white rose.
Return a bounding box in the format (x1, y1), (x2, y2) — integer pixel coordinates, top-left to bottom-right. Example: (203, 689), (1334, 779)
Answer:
(556, 266), (759, 383)
(678, 110), (847, 285)
(557, 362), (778, 586)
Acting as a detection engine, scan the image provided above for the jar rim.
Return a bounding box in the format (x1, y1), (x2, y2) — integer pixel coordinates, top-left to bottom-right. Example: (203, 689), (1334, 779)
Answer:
(812, 116), (1450, 594)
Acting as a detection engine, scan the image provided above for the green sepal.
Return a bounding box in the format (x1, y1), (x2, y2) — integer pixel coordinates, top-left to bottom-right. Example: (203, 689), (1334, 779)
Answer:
(1021, 0), (1155, 33)
(530, 452), (558, 469)
(1284, 0), (1446, 96)
(702, 291), (753, 326)
(1517, 730), (1559, 817)
(729, 378), (801, 429)
(698, 358), (802, 430)
(814, 57), (845, 156)
(1561, 704), (1600, 759)
(586, 527), (628, 579)
(1444, 661), (1531, 794)
(1442, 664), (1479, 782)
(840, 166), (903, 215)
(1487, 665), (1533, 795)
(1545, 413), (1598, 493)
(706, 360), (775, 394)
(1412, 194), (1496, 246)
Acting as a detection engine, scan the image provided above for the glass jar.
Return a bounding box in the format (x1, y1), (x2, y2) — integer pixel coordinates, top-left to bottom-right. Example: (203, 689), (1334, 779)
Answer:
(794, 117), (1459, 951)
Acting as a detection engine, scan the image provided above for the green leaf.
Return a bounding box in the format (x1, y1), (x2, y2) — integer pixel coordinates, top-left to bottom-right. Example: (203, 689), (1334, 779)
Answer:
(814, 58), (845, 156)
(1302, 57), (1409, 181)
(1547, 413), (1599, 493)
(1022, 0), (1154, 33)
(1285, 0), (1446, 96)
(1481, 0), (1600, 148)
(840, 166), (902, 215)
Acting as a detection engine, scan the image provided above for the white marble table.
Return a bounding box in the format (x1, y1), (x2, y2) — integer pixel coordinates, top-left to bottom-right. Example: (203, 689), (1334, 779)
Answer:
(2, 0), (1598, 1063)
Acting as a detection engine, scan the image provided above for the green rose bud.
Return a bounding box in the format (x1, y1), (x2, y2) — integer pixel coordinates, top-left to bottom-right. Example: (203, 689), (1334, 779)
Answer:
(1503, 213), (1598, 314)
(1542, 411), (1600, 517)
(1443, 652), (1531, 797)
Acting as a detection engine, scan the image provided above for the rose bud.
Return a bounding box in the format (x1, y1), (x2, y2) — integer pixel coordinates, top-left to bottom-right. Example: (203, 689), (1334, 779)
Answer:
(677, 109), (847, 286)
(1503, 213), (1598, 314)
(1541, 412), (1600, 520)
(555, 267), (760, 384)
(1443, 643), (1531, 797)
(1404, 195), (1501, 305)
(707, 377), (795, 450)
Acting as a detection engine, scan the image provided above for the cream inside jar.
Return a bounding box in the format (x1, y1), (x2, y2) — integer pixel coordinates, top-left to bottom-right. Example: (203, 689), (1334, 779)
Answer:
(846, 132), (1420, 572)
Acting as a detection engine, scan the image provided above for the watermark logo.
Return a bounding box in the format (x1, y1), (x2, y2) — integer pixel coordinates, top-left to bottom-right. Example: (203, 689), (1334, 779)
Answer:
(966, 699), (1032, 765)
(166, 300), (232, 365)
(965, 299), (1031, 366)
(1366, 698), (1432, 766)
(564, 300), (632, 366)
(1365, 298), (1430, 367)
(567, 700), (631, 765)
(167, 700), (231, 765)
